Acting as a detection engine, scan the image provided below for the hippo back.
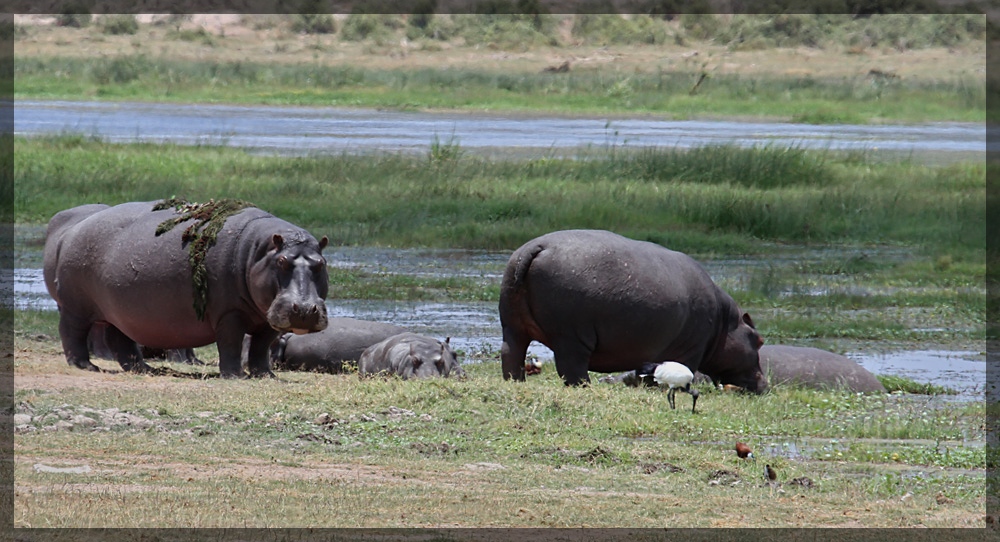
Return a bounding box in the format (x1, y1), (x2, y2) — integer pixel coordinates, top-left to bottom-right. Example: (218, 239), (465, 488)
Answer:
(275, 318), (409, 373)
(760, 345), (886, 393)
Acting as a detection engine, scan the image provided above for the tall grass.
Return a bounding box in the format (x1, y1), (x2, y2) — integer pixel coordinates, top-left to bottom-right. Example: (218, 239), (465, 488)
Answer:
(14, 136), (985, 258)
(13, 55), (985, 123)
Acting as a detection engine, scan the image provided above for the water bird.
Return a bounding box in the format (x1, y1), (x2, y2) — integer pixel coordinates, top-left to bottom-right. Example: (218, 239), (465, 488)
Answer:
(524, 357), (543, 376)
(765, 464), (777, 482)
(736, 442), (754, 460)
(652, 361), (699, 413)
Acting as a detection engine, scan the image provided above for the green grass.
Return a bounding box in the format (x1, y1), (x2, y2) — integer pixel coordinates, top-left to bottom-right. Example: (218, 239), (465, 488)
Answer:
(13, 55), (985, 123)
(877, 374), (958, 396)
(14, 136), (986, 257)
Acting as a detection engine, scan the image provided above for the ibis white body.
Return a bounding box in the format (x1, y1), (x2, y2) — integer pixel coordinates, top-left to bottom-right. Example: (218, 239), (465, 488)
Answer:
(653, 361), (699, 413)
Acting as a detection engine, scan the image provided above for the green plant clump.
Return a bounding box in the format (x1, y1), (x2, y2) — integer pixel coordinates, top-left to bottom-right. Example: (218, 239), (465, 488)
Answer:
(153, 197), (257, 320)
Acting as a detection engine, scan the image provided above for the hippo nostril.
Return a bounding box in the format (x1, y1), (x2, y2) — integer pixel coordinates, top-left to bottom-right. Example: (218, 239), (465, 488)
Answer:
(292, 303), (299, 312)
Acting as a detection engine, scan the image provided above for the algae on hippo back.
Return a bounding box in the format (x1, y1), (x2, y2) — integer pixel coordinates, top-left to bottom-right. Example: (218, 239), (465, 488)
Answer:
(153, 197), (257, 321)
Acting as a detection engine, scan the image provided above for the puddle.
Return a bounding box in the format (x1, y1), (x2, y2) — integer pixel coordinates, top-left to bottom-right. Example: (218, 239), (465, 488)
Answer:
(846, 350), (987, 400)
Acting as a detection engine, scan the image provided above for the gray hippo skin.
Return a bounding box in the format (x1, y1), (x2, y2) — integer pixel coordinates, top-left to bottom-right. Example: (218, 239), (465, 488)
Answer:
(358, 333), (465, 379)
(498, 229), (767, 391)
(43, 201), (329, 377)
(271, 317), (409, 373)
(760, 345), (886, 393)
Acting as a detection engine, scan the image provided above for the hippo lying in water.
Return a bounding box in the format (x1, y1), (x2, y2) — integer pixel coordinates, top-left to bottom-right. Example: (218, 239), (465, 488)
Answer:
(270, 317), (409, 373)
(358, 333), (465, 379)
(499, 229), (767, 392)
(760, 345), (885, 393)
(43, 201), (330, 378)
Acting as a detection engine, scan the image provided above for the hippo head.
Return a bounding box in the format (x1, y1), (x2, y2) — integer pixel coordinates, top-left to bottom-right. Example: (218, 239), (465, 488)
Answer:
(700, 311), (768, 394)
(401, 337), (465, 380)
(250, 232), (330, 335)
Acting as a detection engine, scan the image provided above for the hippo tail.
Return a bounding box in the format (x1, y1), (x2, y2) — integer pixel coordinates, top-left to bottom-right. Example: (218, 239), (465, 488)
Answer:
(499, 242), (547, 341)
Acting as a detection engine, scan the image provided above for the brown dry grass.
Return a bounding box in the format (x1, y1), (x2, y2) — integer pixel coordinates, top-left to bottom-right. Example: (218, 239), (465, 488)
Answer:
(12, 14), (985, 82)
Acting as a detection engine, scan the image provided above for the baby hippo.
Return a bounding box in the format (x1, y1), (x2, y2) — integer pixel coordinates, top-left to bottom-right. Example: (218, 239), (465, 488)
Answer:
(358, 333), (465, 380)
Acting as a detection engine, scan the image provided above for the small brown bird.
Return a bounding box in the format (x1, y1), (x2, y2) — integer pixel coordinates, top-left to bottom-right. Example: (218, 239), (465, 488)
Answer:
(524, 357), (543, 376)
(765, 464), (777, 482)
(735, 442), (754, 460)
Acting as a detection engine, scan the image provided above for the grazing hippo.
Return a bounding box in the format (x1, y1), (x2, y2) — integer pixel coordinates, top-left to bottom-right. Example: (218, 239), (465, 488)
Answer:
(88, 324), (204, 365)
(43, 201), (329, 378)
(271, 317), (409, 373)
(760, 345), (886, 393)
(498, 229), (767, 391)
(358, 333), (465, 379)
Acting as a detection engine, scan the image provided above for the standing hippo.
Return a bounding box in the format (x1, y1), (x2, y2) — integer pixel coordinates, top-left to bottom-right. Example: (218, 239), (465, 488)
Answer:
(358, 333), (465, 379)
(498, 229), (767, 392)
(271, 317), (409, 373)
(43, 200), (330, 378)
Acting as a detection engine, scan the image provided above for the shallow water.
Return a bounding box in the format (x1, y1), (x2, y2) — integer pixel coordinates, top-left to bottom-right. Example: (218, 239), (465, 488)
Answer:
(14, 100), (987, 159)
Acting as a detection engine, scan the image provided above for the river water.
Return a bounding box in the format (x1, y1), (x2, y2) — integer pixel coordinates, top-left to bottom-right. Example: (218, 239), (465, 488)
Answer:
(13, 100), (987, 159)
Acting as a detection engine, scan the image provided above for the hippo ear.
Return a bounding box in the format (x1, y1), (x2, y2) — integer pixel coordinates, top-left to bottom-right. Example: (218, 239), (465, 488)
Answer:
(742, 312), (756, 329)
(411, 356), (422, 368)
(318, 236), (329, 250)
(272, 234), (285, 250)
(444, 337), (450, 345)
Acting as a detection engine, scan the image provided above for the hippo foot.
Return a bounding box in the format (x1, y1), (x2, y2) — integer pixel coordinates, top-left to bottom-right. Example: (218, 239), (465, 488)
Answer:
(71, 361), (102, 372)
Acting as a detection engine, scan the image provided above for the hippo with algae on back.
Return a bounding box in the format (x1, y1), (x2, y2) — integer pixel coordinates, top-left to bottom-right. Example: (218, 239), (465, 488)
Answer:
(43, 200), (330, 378)
(498, 229), (767, 392)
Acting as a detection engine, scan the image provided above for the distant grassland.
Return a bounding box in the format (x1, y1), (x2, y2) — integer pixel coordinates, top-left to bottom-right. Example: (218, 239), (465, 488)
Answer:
(14, 135), (985, 259)
(13, 54), (985, 123)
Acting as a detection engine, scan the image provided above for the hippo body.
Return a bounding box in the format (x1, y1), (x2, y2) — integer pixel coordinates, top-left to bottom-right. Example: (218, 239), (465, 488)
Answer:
(358, 333), (464, 379)
(498, 229), (766, 391)
(272, 317), (409, 373)
(43, 201), (329, 377)
(760, 345), (886, 393)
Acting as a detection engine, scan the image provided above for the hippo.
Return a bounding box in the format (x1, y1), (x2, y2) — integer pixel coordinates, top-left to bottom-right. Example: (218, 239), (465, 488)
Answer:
(43, 201), (329, 378)
(498, 229), (767, 391)
(358, 333), (465, 379)
(760, 345), (886, 393)
(88, 323), (204, 365)
(270, 317), (409, 373)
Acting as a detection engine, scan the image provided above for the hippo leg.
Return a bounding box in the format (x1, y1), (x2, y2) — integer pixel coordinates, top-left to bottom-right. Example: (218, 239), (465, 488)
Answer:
(500, 328), (528, 381)
(58, 315), (100, 371)
(551, 338), (592, 387)
(216, 318), (250, 378)
(103, 325), (153, 373)
(245, 331), (280, 378)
